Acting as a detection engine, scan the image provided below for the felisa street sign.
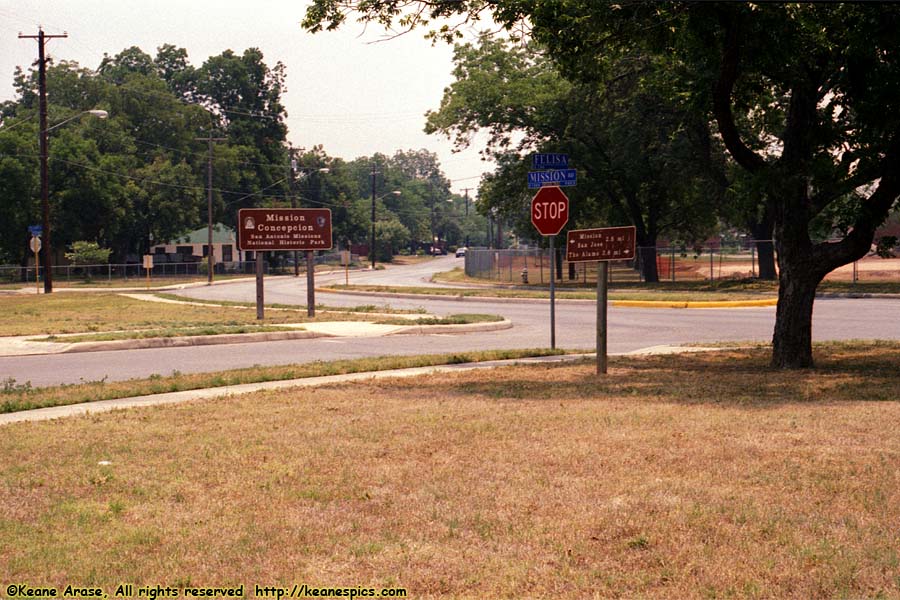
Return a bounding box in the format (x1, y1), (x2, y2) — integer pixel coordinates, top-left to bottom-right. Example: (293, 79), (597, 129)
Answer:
(28, 225), (42, 237)
(532, 153), (569, 170)
(566, 226), (637, 262)
(527, 168), (577, 189)
(238, 208), (333, 251)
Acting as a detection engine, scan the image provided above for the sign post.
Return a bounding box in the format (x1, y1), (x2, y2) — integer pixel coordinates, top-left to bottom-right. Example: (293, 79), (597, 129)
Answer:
(256, 252), (265, 320)
(238, 208), (333, 319)
(29, 235), (41, 294)
(566, 226), (636, 374)
(531, 186), (570, 349)
(142, 254), (154, 289)
(341, 250), (351, 286)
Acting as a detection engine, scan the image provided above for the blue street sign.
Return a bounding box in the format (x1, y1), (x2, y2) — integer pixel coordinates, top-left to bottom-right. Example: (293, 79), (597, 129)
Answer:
(528, 169), (577, 189)
(28, 225), (42, 237)
(532, 153), (569, 169)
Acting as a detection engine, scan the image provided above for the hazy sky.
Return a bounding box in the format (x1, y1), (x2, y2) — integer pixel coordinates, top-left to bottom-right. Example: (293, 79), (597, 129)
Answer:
(0, 0), (493, 193)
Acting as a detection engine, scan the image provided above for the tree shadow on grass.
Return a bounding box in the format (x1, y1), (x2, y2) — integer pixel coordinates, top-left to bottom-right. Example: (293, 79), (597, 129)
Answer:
(405, 343), (900, 409)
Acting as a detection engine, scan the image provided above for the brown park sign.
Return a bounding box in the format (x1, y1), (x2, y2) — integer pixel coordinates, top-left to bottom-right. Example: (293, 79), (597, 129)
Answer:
(238, 208), (332, 251)
(566, 226), (636, 263)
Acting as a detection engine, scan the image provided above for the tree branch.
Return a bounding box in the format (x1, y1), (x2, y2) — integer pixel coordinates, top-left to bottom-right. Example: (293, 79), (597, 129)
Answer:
(713, 13), (767, 174)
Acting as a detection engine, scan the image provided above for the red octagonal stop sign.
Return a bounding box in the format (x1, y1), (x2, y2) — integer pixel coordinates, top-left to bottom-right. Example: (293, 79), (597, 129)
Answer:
(531, 185), (569, 236)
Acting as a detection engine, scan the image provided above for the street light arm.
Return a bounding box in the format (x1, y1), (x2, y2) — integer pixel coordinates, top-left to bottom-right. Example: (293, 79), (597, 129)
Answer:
(45, 109), (108, 133)
(375, 190), (402, 201)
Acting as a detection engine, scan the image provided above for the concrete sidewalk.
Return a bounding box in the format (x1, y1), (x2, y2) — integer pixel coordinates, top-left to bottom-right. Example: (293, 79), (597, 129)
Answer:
(0, 345), (735, 426)
(0, 353), (594, 425)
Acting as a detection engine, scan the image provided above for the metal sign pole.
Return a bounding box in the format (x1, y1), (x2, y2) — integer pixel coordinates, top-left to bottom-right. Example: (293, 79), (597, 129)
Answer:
(34, 245), (40, 295)
(306, 250), (315, 317)
(256, 252), (265, 320)
(597, 261), (608, 375)
(550, 235), (556, 349)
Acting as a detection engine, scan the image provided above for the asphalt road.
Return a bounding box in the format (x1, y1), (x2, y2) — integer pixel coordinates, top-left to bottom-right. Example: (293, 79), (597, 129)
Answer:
(2, 257), (899, 387)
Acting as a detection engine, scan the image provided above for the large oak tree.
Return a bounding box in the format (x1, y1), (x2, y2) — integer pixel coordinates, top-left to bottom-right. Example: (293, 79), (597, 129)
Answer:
(304, 1), (900, 368)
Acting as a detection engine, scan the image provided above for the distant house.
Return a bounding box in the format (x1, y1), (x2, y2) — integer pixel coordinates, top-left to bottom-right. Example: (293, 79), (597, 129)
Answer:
(150, 224), (246, 265)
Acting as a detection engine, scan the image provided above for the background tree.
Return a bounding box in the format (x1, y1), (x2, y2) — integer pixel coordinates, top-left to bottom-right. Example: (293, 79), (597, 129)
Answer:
(426, 35), (718, 281)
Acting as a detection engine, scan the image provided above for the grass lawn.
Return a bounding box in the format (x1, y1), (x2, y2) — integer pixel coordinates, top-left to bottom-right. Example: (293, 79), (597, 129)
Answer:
(0, 293), (436, 337)
(2, 342), (898, 597)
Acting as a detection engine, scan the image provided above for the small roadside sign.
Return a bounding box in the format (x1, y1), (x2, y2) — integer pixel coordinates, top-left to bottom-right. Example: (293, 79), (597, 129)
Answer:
(566, 226), (636, 263)
(29, 236), (41, 253)
(142, 254), (154, 269)
(527, 169), (577, 189)
(532, 153), (569, 170)
(28, 225), (42, 237)
(564, 226), (637, 376)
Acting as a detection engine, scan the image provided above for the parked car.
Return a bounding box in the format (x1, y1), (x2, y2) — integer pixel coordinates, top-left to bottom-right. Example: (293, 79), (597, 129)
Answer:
(455, 247), (467, 257)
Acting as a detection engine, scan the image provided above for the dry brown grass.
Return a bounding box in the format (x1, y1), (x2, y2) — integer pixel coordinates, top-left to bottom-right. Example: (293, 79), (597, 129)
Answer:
(2, 344), (900, 598)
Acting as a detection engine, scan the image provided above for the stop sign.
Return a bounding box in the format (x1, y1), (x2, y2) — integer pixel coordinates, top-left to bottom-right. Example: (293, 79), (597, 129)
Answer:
(531, 186), (569, 236)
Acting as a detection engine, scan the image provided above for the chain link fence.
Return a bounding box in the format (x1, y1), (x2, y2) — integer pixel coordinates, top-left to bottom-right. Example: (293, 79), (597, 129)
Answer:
(0, 252), (358, 285)
(465, 242), (900, 284)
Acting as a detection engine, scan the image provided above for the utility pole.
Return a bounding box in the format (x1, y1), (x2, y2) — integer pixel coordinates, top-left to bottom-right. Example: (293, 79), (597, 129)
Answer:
(20, 27), (67, 294)
(462, 187), (473, 247)
(288, 144), (300, 277)
(370, 163), (377, 269)
(430, 182), (436, 252)
(196, 133), (225, 284)
(461, 187), (473, 217)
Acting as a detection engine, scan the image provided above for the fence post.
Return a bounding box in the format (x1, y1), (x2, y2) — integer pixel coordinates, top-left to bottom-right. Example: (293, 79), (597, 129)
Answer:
(751, 245), (756, 278)
(540, 251), (544, 284)
(710, 249), (714, 282)
(671, 247), (676, 283)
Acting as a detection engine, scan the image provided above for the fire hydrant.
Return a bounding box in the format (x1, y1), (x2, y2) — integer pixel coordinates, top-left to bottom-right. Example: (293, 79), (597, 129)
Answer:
(521, 267), (529, 284)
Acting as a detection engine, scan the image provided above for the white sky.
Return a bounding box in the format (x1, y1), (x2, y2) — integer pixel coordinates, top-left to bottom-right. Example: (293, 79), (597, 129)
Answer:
(0, 0), (493, 194)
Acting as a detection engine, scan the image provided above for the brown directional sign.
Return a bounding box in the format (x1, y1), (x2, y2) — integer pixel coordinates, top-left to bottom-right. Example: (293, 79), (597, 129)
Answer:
(566, 226), (636, 262)
(238, 208), (332, 251)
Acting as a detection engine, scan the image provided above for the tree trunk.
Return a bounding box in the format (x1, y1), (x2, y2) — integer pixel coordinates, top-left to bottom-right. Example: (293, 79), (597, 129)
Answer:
(771, 264), (823, 368)
(639, 246), (659, 283)
(750, 210), (777, 280)
(755, 239), (777, 280)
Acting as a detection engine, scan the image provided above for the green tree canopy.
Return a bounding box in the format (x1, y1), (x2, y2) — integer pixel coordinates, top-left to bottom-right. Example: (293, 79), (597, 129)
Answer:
(304, 1), (900, 368)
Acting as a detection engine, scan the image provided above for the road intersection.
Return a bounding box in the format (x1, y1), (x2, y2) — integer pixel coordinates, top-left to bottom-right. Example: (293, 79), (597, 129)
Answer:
(2, 256), (899, 387)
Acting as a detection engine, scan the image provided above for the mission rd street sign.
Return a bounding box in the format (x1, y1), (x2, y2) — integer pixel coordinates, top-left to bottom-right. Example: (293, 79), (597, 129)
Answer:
(527, 168), (577, 189)
(238, 208), (333, 251)
(566, 226), (637, 262)
(531, 186), (570, 236)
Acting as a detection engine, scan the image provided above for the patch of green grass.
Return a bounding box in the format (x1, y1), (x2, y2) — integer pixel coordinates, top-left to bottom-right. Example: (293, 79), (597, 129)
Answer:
(374, 313), (504, 326)
(154, 293), (427, 314)
(33, 324), (294, 344)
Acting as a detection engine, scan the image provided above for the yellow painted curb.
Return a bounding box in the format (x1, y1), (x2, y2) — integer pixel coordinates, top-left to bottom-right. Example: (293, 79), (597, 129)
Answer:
(612, 298), (778, 309)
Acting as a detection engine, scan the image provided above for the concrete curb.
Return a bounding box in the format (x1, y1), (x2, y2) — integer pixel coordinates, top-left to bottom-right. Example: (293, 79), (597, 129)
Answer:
(59, 329), (326, 353)
(318, 287), (780, 309)
(611, 298), (778, 309)
(389, 318), (512, 335)
(0, 318), (514, 357)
